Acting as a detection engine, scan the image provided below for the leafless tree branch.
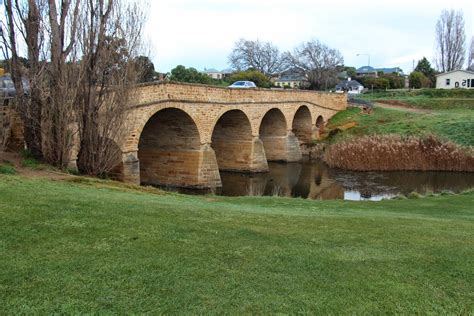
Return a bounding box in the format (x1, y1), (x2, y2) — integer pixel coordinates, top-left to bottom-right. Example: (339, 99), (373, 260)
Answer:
(284, 39), (343, 90)
(228, 38), (285, 76)
(435, 9), (466, 72)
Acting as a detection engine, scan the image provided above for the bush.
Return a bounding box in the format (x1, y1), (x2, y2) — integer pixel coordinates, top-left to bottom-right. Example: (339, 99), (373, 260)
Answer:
(409, 71), (431, 88)
(323, 134), (474, 172)
(0, 163), (16, 174)
(381, 74), (405, 89)
(362, 77), (390, 90)
(407, 192), (422, 199)
(21, 150), (46, 170)
(168, 65), (226, 86)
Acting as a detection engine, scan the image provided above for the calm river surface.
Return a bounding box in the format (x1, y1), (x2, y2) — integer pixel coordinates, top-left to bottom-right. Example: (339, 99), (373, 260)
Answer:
(165, 160), (474, 201)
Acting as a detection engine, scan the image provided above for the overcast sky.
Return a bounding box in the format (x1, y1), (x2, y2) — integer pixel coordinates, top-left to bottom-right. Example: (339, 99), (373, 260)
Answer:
(145, 0), (473, 74)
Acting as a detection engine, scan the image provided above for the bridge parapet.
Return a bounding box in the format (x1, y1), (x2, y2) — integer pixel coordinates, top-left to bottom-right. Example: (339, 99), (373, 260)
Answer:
(131, 82), (347, 110)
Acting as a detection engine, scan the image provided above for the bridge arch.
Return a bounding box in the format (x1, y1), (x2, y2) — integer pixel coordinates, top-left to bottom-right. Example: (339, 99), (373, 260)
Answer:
(259, 108), (290, 161)
(292, 105), (313, 143)
(137, 107), (205, 187)
(316, 115), (325, 128)
(316, 114), (325, 134)
(211, 109), (261, 172)
(259, 108), (288, 136)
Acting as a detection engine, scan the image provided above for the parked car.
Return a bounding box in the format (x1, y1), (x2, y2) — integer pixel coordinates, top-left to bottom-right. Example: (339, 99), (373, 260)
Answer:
(0, 75), (30, 100)
(228, 81), (257, 88)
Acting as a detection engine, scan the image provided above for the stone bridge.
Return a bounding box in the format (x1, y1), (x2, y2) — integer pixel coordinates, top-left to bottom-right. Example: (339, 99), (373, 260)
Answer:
(108, 82), (346, 189)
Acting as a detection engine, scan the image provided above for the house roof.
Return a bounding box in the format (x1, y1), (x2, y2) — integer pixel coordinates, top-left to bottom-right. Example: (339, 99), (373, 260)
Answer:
(203, 68), (220, 73)
(356, 66), (376, 73)
(377, 67), (404, 74)
(275, 74), (307, 82)
(336, 80), (363, 88)
(356, 66), (404, 75)
(435, 69), (474, 77)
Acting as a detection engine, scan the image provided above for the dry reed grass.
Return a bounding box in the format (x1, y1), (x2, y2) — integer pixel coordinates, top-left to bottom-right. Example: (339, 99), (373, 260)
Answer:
(323, 135), (474, 172)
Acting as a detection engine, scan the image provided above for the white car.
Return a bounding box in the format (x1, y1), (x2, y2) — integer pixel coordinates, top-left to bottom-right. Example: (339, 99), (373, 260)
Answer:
(228, 81), (257, 88)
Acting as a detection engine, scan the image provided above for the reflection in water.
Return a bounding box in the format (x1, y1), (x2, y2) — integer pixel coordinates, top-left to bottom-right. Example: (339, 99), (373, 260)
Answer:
(220, 161), (345, 200)
(152, 160), (474, 201)
(218, 160), (474, 201)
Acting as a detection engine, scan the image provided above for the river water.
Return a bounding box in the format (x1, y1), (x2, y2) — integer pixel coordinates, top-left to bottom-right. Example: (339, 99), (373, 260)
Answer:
(160, 160), (474, 201)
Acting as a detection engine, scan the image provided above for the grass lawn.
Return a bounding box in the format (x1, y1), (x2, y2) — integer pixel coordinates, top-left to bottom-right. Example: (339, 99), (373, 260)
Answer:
(0, 175), (473, 313)
(326, 107), (474, 147)
(355, 89), (474, 110)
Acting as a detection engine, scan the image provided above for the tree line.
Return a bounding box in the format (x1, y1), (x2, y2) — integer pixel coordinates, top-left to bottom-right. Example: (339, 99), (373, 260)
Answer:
(169, 38), (345, 90)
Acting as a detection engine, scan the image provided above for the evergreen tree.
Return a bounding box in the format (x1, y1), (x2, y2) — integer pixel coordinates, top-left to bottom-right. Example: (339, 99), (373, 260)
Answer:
(414, 57), (436, 87)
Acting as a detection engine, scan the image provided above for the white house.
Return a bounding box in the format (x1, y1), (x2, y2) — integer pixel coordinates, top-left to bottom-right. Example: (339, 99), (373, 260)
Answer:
(436, 70), (474, 89)
(202, 68), (223, 80)
(273, 73), (308, 88)
(335, 78), (364, 94)
(202, 68), (233, 80)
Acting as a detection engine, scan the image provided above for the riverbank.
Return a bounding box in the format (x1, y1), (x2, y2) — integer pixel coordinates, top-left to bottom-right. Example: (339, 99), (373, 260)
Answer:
(317, 99), (474, 171)
(0, 174), (473, 313)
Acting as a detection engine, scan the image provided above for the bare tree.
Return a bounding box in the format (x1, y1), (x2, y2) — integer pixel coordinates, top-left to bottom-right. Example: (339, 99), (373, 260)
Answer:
(76, 0), (147, 176)
(284, 39), (344, 90)
(2, 0), (149, 176)
(2, 0), (45, 159)
(228, 39), (284, 76)
(435, 9), (466, 72)
(2, 0), (83, 167)
(468, 37), (474, 71)
(41, 0), (82, 167)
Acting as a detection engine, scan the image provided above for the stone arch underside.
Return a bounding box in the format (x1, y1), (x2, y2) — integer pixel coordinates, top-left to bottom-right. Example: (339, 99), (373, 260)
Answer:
(259, 108), (302, 162)
(315, 115), (325, 137)
(138, 108), (221, 188)
(211, 110), (268, 172)
(316, 115), (324, 128)
(292, 106), (313, 144)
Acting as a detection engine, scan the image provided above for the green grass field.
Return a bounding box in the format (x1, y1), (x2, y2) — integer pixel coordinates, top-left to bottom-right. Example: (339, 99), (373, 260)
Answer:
(1, 175), (473, 313)
(326, 107), (474, 146)
(355, 89), (474, 110)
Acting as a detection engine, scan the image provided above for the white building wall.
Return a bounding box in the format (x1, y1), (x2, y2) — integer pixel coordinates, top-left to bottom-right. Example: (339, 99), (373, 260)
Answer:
(206, 72), (222, 80)
(436, 70), (474, 89)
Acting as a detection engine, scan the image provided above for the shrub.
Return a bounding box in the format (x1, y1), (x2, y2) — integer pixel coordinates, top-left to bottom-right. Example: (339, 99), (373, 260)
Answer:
(363, 77), (390, 90)
(407, 192), (422, 199)
(409, 71), (431, 88)
(323, 134), (474, 172)
(381, 74), (405, 89)
(21, 150), (46, 170)
(0, 163), (16, 174)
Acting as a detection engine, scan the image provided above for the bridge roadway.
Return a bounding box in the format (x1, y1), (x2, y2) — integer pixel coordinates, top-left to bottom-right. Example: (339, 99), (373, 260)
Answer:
(91, 82), (347, 189)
